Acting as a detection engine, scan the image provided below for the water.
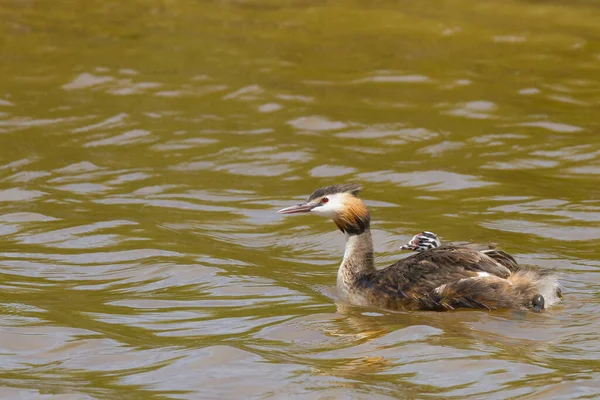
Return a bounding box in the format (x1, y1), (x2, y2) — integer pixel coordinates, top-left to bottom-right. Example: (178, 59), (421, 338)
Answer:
(1, 0), (599, 398)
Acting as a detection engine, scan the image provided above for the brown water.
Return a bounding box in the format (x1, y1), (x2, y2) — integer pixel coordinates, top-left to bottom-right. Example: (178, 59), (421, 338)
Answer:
(1, 0), (600, 398)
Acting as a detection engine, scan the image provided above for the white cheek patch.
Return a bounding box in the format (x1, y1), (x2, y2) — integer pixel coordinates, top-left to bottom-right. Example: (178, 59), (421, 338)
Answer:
(311, 193), (345, 217)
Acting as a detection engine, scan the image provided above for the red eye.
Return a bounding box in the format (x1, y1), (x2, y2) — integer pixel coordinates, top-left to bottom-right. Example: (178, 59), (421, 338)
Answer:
(321, 198), (329, 204)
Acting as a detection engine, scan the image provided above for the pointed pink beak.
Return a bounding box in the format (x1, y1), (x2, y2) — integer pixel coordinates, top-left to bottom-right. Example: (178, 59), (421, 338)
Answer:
(401, 233), (422, 250)
(277, 202), (317, 215)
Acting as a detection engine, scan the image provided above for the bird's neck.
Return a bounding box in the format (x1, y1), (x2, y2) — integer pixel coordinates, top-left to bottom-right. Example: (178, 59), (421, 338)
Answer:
(337, 229), (376, 297)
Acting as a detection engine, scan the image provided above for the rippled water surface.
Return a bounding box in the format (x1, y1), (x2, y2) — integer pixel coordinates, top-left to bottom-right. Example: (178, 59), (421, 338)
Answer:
(1, 0), (600, 398)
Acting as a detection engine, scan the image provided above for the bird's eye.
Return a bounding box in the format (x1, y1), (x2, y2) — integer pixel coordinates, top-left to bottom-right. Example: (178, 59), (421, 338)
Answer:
(321, 197), (329, 204)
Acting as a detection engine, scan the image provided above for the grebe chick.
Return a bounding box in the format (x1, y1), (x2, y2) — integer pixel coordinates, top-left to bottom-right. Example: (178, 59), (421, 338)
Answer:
(401, 231), (441, 252)
(278, 184), (562, 312)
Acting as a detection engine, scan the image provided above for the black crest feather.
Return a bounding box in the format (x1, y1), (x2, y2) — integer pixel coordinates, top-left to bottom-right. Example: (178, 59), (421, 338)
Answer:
(308, 184), (362, 201)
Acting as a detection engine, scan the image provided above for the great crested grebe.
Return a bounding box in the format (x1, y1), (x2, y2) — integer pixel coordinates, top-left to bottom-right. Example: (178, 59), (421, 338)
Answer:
(278, 184), (562, 312)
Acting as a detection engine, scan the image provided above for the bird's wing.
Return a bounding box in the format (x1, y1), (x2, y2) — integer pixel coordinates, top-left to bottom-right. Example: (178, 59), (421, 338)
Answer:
(442, 242), (518, 271)
(370, 246), (513, 295)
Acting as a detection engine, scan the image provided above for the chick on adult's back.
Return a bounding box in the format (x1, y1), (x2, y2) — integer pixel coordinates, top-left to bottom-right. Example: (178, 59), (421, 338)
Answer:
(277, 184), (562, 312)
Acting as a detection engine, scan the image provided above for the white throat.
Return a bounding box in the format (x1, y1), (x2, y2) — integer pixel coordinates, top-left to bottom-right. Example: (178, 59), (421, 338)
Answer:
(342, 232), (357, 262)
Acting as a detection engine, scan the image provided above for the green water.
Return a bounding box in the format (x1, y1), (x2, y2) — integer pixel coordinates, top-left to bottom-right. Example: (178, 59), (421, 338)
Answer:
(1, 0), (599, 398)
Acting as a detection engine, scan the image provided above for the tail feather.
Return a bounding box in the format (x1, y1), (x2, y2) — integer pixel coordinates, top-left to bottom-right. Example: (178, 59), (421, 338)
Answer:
(510, 265), (561, 308)
(432, 266), (561, 311)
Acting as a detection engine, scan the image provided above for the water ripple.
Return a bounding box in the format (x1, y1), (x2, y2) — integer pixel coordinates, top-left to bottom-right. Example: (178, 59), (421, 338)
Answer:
(1, 0), (600, 398)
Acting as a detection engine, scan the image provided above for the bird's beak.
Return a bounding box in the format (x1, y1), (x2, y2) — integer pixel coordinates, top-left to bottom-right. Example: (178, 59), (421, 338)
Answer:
(277, 202), (317, 215)
(400, 236), (420, 251)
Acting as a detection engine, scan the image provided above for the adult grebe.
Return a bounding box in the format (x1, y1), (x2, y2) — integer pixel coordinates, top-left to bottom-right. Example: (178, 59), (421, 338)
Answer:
(278, 184), (561, 312)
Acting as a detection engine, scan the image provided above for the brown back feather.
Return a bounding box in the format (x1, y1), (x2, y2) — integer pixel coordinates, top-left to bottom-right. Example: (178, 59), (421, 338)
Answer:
(357, 247), (517, 310)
